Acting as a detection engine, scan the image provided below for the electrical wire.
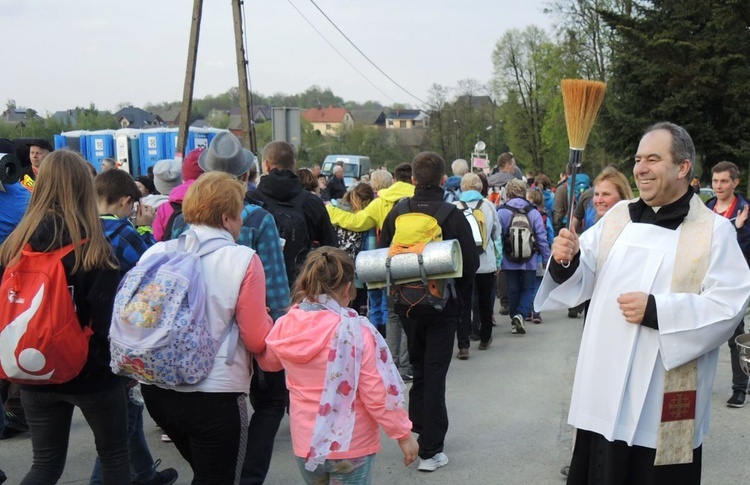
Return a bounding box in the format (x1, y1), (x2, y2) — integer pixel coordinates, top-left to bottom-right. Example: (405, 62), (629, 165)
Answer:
(286, 0), (398, 105)
(308, 0), (429, 107)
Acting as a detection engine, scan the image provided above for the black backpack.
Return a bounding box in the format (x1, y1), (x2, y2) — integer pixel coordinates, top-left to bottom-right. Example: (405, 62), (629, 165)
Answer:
(250, 190), (311, 287)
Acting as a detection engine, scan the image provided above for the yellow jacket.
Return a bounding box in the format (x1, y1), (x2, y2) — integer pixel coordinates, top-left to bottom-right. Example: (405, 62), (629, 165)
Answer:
(326, 181), (415, 232)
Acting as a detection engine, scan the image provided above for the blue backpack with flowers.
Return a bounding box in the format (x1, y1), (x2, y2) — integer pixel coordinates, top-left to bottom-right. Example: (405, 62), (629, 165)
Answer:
(109, 231), (238, 387)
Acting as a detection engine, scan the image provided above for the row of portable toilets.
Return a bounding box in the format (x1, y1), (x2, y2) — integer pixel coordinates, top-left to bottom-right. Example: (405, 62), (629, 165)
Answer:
(54, 127), (229, 177)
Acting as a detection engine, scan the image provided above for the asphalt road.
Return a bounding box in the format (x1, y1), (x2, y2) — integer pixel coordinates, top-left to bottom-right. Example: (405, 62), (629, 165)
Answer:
(0, 308), (747, 484)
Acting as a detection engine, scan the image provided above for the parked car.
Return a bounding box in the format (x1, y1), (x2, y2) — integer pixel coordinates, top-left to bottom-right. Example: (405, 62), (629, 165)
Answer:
(699, 187), (715, 198)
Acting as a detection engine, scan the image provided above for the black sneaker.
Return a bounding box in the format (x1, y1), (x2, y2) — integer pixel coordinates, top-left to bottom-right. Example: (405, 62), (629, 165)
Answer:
(470, 333), (481, 341)
(137, 460), (178, 485)
(401, 374), (413, 383)
(1, 412), (29, 439)
(727, 391), (746, 408)
(499, 304), (509, 315)
(567, 309), (579, 318)
(511, 314), (526, 335)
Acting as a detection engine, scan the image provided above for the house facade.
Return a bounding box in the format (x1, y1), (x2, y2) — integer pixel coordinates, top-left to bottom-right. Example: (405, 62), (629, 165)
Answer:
(302, 106), (353, 135)
(385, 109), (429, 129)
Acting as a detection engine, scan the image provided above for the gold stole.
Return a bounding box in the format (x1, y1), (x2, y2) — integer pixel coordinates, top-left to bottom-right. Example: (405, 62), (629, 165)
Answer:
(597, 195), (713, 465)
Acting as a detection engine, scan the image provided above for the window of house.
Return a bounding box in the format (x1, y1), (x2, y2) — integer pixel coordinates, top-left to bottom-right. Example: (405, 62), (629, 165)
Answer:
(326, 124), (332, 131)
(388, 120), (393, 126)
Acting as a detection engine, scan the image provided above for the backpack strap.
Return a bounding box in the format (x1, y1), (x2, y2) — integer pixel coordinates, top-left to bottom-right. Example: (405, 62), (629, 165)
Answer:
(175, 229), (242, 364)
(432, 201), (456, 226)
(164, 201), (183, 239)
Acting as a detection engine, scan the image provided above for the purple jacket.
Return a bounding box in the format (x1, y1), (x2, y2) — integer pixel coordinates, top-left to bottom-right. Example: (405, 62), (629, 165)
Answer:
(497, 197), (551, 271)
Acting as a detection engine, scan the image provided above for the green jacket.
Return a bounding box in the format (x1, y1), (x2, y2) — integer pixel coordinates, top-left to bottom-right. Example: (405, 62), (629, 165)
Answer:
(326, 181), (415, 232)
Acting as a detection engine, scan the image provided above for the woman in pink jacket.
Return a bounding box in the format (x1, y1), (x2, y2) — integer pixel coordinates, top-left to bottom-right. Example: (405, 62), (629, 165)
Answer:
(264, 247), (418, 483)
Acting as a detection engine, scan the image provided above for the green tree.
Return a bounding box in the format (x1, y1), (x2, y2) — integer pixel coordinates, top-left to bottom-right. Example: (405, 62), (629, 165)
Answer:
(600, 0), (750, 192)
(492, 26), (557, 172)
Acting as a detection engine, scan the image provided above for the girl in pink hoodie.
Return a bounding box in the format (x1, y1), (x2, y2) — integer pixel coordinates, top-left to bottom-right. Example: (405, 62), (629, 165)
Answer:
(264, 247), (418, 483)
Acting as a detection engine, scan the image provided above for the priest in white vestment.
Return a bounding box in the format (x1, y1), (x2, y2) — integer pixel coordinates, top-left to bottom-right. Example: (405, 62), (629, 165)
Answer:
(535, 122), (750, 484)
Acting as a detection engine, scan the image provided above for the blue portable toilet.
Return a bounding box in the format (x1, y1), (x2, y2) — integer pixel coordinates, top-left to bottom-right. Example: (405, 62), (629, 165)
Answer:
(187, 127), (211, 153)
(115, 128), (142, 176)
(84, 130), (116, 171)
(59, 130), (88, 158)
(164, 128), (179, 159)
(138, 129), (169, 174)
(54, 134), (67, 150)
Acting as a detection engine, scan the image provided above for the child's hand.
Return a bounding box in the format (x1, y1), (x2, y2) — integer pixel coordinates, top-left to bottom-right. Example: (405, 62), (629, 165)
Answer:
(398, 435), (419, 466)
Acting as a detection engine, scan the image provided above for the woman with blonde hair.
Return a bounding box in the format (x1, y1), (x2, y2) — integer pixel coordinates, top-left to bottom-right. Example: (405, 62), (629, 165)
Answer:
(264, 247), (418, 483)
(0, 150), (130, 484)
(577, 166), (634, 231)
(136, 171), (274, 484)
(369, 169), (393, 193)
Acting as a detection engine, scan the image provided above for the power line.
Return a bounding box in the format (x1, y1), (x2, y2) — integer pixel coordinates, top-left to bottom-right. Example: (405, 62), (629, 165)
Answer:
(286, 0), (398, 105)
(308, 0), (429, 107)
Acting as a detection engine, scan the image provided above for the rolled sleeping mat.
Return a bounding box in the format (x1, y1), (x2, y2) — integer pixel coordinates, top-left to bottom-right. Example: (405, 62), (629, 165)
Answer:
(0, 153), (22, 188)
(356, 239), (463, 287)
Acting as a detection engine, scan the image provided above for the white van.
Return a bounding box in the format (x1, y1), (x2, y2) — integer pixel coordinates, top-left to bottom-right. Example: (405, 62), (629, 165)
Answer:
(321, 155), (371, 188)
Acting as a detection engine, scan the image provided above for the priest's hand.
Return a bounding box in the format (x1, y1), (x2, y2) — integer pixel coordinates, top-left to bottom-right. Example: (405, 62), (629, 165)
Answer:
(552, 227), (579, 265)
(617, 292), (648, 324)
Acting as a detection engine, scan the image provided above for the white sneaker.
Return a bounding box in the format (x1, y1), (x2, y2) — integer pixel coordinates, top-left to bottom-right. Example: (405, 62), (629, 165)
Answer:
(418, 452), (449, 472)
(161, 433), (173, 443)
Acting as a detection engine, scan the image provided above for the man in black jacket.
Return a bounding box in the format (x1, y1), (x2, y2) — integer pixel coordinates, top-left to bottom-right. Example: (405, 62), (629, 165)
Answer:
(378, 151), (479, 473)
(243, 141), (336, 484)
(327, 164), (347, 200)
(705, 160), (750, 408)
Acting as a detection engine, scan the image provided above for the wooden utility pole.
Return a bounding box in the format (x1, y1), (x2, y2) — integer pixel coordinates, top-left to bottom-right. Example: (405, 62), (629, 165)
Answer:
(176, 0), (203, 158)
(231, 0), (255, 152)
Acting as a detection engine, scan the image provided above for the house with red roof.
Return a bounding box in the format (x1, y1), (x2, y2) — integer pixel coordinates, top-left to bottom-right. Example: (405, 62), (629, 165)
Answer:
(302, 105), (353, 135)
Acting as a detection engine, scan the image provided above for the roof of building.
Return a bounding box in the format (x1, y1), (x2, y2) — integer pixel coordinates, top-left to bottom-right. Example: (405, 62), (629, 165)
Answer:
(302, 106), (350, 123)
(113, 106), (161, 128)
(151, 106), (182, 124)
(350, 109), (386, 125)
(386, 109), (426, 120)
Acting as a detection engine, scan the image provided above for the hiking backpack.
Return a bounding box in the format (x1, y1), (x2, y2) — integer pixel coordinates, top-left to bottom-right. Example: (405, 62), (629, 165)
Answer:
(164, 201), (183, 241)
(110, 231), (238, 386)
(500, 204), (537, 263)
(0, 243), (93, 385)
(250, 190), (311, 287)
(457, 200), (487, 250)
(386, 200), (457, 317)
(443, 187), (461, 204)
(568, 174), (591, 210)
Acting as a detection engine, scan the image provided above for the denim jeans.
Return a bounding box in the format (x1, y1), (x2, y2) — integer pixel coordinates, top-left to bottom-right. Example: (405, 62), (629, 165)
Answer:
(294, 454), (375, 485)
(90, 387), (156, 485)
(367, 288), (388, 327)
(20, 385), (130, 485)
(505, 269), (537, 320)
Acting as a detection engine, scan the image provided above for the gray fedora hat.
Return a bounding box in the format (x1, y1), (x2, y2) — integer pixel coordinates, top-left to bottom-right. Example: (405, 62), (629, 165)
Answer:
(198, 132), (253, 176)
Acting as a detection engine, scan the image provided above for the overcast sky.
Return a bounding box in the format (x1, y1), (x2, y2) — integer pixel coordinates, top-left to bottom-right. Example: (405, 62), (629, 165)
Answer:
(2, 0), (554, 115)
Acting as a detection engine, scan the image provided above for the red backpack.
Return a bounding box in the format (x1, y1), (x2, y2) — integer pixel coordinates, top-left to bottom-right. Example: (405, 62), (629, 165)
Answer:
(0, 244), (92, 384)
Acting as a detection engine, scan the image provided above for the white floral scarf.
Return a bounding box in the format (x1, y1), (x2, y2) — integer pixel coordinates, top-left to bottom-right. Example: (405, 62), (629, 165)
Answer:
(300, 294), (405, 471)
